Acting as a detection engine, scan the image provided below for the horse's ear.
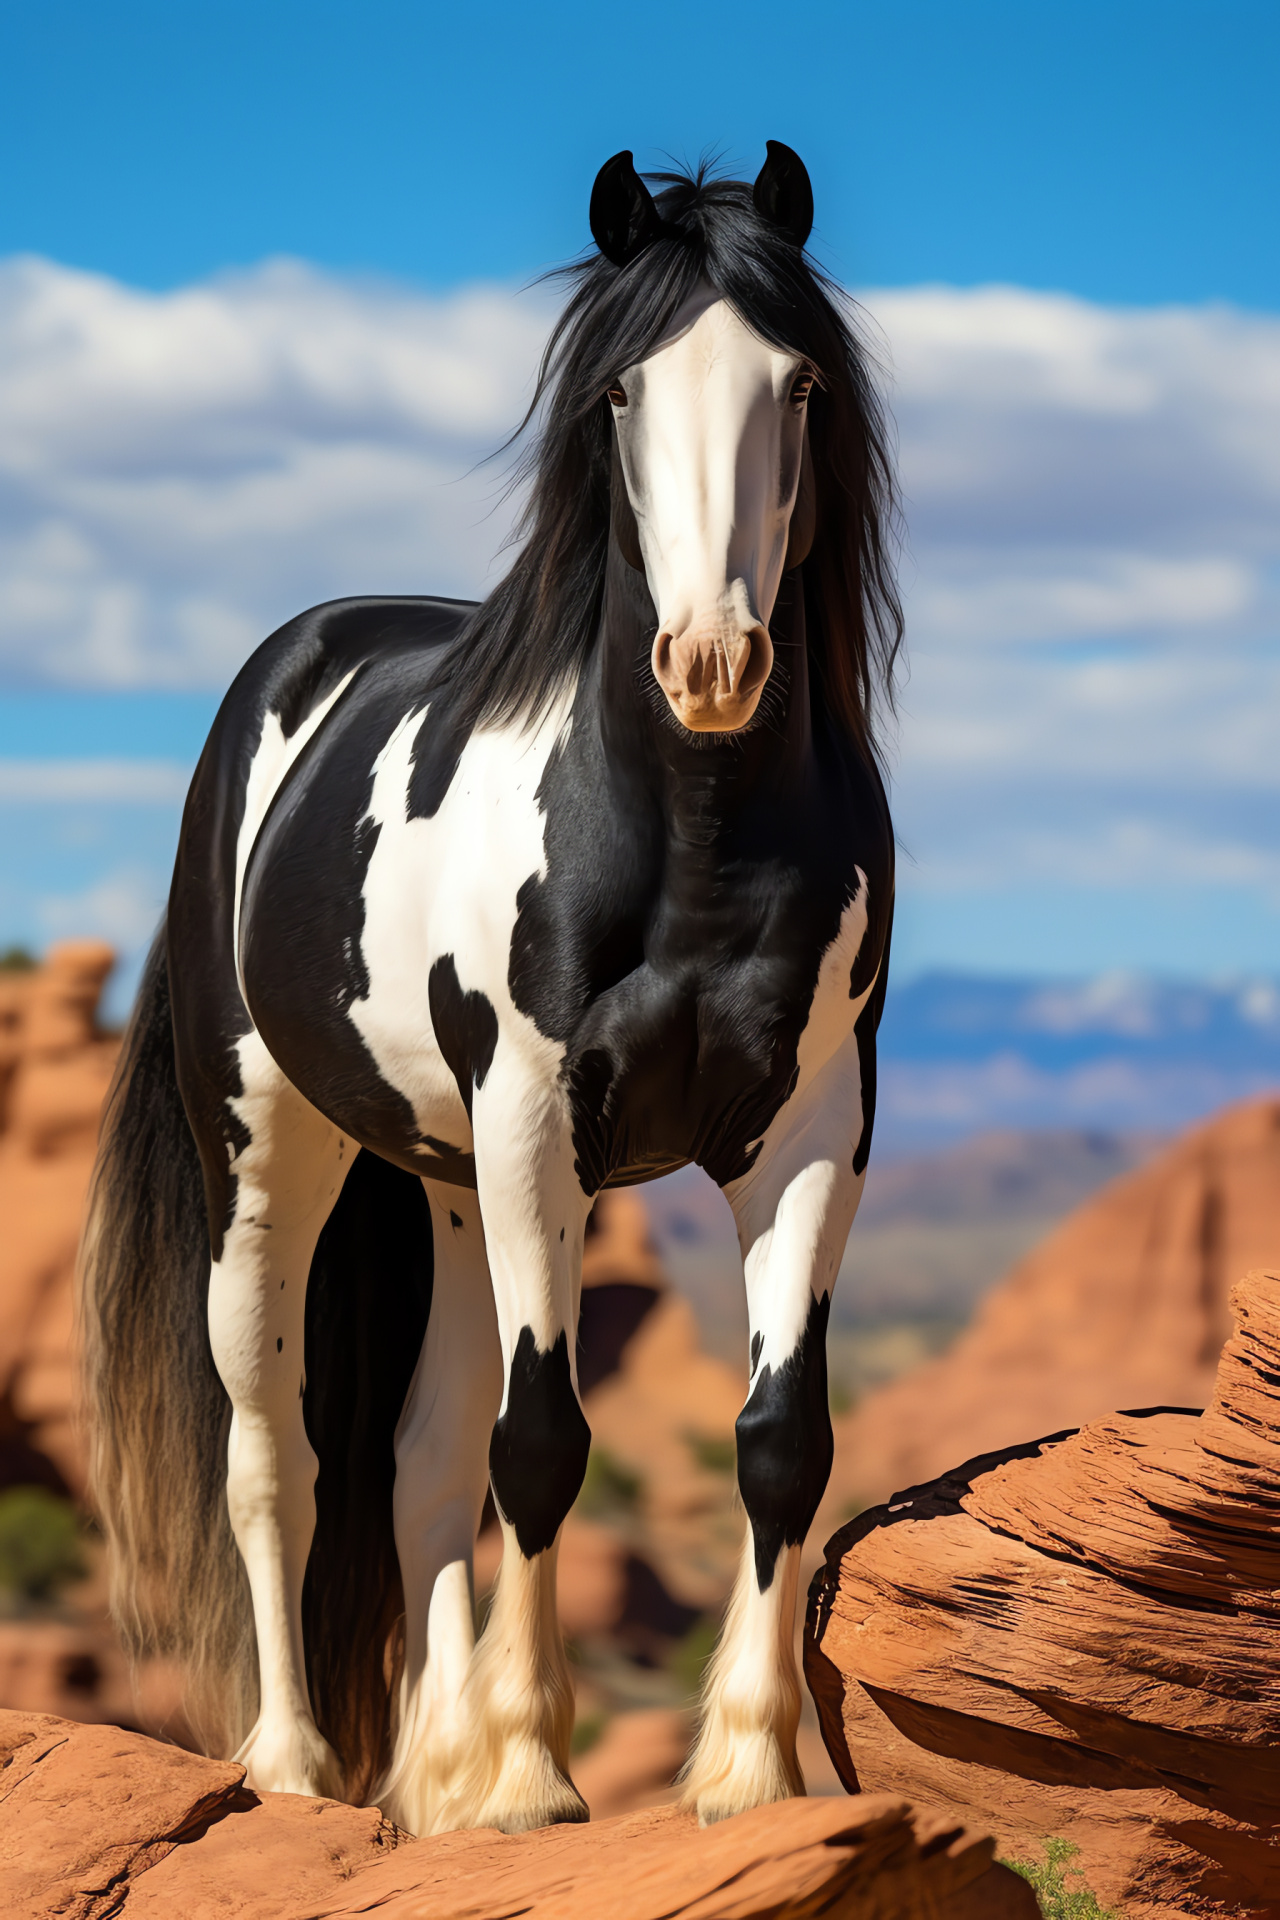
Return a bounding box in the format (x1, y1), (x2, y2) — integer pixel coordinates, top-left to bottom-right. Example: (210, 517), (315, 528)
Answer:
(590, 151), (668, 266)
(753, 140), (814, 249)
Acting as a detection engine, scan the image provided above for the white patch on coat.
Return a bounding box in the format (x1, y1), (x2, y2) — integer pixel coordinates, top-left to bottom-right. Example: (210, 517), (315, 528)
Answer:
(612, 288), (808, 646)
(233, 671), (359, 994)
(348, 690), (575, 1170)
(727, 879), (875, 1374)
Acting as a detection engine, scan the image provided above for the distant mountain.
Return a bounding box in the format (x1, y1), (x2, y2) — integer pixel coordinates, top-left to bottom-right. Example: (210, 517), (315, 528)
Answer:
(854, 1126), (1163, 1229)
(875, 971), (1280, 1153)
(645, 1123), (1166, 1372)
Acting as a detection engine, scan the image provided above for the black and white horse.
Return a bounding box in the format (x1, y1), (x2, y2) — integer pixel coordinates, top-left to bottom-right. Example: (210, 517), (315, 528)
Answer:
(83, 145), (901, 1835)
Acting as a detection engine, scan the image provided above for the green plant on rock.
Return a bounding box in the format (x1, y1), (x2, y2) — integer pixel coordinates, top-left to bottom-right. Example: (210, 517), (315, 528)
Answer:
(0, 946), (36, 972)
(0, 1487), (88, 1606)
(1001, 1837), (1118, 1919)
(576, 1446), (643, 1517)
(570, 1709), (608, 1756)
(683, 1430), (736, 1474)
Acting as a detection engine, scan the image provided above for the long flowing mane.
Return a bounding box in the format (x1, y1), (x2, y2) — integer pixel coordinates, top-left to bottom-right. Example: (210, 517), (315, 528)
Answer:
(444, 161), (903, 762)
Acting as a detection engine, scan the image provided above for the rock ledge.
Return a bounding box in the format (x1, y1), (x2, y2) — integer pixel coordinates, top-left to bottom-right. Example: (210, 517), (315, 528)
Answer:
(806, 1267), (1280, 1919)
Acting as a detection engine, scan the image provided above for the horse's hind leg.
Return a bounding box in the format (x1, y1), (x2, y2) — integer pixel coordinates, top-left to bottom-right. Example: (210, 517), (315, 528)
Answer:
(376, 1182), (502, 1835)
(205, 1030), (350, 1798)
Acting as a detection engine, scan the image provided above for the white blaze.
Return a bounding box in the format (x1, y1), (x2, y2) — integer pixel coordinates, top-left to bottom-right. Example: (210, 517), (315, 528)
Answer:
(612, 288), (808, 660)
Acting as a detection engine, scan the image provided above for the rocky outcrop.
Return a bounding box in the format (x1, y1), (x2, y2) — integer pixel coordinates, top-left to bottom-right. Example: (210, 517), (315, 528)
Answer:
(0, 1708), (1036, 1920)
(833, 1097), (1280, 1505)
(0, 943), (118, 1496)
(806, 1267), (1280, 1918)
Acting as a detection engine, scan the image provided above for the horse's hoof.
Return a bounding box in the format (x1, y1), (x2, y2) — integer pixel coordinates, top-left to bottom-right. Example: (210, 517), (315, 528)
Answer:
(237, 1716), (344, 1801)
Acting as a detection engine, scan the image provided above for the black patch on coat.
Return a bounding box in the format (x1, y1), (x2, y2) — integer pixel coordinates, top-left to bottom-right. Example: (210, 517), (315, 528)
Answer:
(301, 1143), (433, 1786)
(488, 1325), (592, 1558)
(851, 909), (891, 1177)
(506, 563), (892, 1199)
(427, 955), (498, 1121)
(407, 701), (472, 820)
(735, 1289), (834, 1591)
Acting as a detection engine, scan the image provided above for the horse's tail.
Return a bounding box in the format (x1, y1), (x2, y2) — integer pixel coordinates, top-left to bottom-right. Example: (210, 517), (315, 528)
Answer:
(80, 925), (255, 1755)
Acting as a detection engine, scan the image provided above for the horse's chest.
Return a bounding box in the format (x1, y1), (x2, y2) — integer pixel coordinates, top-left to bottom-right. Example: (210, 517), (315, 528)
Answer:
(562, 879), (871, 1189)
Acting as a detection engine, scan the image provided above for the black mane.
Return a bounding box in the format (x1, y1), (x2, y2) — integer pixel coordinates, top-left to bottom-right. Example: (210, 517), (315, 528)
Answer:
(444, 161), (903, 763)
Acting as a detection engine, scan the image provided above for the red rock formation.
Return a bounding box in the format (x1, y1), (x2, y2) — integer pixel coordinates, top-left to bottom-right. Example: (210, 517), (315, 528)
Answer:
(806, 1266), (1280, 1919)
(0, 943), (118, 1496)
(0, 1707), (1035, 1919)
(571, 1707), (689, 1819)
(832, 1096), (1280, 1506)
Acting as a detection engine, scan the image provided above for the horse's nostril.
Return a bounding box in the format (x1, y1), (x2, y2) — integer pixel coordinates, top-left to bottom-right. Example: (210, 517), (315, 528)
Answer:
(650, 620), (774, 731)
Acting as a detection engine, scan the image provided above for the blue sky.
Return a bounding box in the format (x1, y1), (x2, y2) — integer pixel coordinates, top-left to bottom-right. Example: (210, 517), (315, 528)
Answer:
(4, 1), (1278, 304)
(1, 0), (1278, 1008)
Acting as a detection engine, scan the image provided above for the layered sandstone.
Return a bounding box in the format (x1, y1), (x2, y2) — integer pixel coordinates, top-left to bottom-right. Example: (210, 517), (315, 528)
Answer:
(831, 1096), (1280, 1506)
(806, 1266), (1280, 1918)
(0, 943), (119, 1495)
(0, 1708), (1036, 1920)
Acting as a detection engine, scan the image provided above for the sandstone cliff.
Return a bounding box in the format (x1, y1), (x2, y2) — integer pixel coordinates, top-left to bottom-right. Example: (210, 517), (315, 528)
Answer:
(830, 1096), (1280, 1506)
(807, 1266), (1280, 1918)
(0, 943), (118, 1496)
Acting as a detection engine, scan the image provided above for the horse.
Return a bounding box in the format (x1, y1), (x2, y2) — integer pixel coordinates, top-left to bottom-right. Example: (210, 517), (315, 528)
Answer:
(81, 142), (902, 1836)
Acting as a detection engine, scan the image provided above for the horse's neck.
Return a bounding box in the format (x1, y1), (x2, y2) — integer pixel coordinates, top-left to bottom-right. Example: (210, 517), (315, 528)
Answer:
(594, 553), (814, 852)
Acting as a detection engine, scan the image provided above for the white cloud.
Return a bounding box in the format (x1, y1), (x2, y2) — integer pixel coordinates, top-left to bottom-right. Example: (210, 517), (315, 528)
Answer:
(864, 284), (1280, 649)
(1, 257), (1278, 932)
(0, 759), (191, 802)
(38, 866), (166, 951)
(0, 255), (550, 686)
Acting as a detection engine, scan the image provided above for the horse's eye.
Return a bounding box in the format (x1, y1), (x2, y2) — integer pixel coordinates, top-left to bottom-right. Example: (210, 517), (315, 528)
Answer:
(606, 384), (628, 408)
(790, 370), (815, 406)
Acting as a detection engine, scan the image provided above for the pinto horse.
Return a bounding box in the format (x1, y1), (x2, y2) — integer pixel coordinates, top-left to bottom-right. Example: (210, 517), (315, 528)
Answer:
(83, 144), (901, 1836)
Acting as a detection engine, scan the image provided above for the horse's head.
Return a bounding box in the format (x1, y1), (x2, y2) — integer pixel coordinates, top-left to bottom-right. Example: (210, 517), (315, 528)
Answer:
(593, 146), (817, 734)
(451, 152), (898, 760)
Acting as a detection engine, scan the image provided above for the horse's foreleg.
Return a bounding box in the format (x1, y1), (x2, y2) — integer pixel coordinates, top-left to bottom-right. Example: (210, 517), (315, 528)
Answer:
(437, 1060), (593, 1834)
(376, 1183), (502, 1835)
(205, 1034), (349, 1798)
(685, 1065), (865, 1824)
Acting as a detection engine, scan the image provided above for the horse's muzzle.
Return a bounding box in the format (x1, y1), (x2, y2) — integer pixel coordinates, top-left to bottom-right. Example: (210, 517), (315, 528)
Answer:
(651, 619), (774, 733)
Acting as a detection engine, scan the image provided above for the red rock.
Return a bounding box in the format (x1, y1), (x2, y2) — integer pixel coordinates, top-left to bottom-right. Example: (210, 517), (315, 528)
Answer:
(806, 1266), (1280, 1918)
(571, 1707), (689, 1819)
(311, 1796), (1033, 1919)
(0, 943), (119, 1494)
(125, 1789), (402, 1917)
(0, 1707), (1034, 1917)
(0, 1708), (243, 1920)
(832, 1096), (1280, 1508)
(0, 1618), (184, 1736)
